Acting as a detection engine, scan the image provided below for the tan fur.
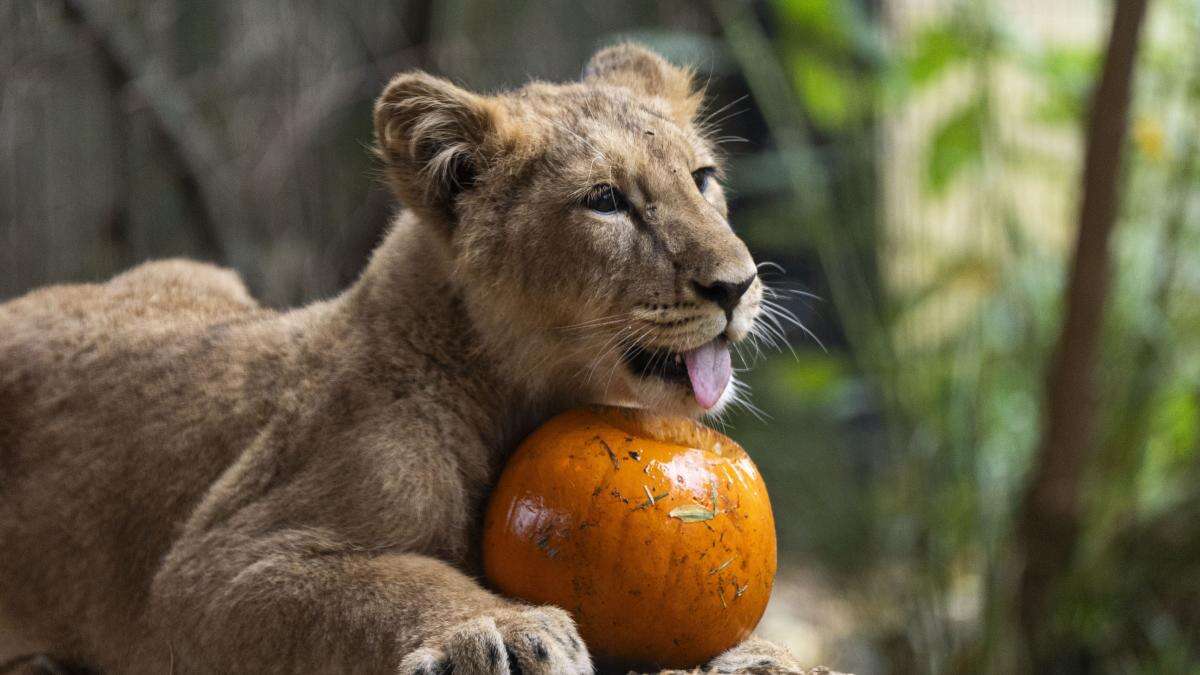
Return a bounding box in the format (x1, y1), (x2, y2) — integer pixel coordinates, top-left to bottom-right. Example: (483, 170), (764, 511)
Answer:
(0, 45), (794, 673)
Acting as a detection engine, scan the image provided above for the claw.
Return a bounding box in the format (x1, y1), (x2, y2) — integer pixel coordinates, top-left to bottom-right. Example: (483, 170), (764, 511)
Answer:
(400, 606), (591, 674)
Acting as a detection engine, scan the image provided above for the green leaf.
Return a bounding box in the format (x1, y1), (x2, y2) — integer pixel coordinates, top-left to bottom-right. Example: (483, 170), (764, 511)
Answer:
(906, 23), (971, 88)
(774, 0), (846, 48)
(669, 504), (715, 522)
(1024, 46), (1099, 126)
(925, 101), (985, 194)
(782, 354), (847, 397)
(793, 56), (852, 129)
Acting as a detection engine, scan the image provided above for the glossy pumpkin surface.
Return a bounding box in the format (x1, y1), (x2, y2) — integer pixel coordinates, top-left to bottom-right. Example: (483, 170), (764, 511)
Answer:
(481, 406), (777, 669)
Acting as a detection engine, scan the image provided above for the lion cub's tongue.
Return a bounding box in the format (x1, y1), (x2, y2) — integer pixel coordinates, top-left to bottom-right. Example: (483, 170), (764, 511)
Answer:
(683, 339), (732, 410)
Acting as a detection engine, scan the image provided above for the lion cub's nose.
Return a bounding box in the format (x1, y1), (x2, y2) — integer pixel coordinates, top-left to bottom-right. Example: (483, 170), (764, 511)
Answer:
(693, 274), (756, 319)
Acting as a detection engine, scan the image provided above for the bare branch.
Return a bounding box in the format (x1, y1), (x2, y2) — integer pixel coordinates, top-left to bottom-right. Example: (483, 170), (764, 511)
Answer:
(57, 0), (233, 263)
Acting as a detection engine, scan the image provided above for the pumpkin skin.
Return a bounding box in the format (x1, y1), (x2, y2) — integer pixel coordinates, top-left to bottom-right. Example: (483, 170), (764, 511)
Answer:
(481, 406), (777, 670)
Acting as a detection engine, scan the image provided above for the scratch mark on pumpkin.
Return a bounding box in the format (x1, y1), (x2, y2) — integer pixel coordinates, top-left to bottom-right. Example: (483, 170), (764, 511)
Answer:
(709, 557), (734, 575)
(636, 488), (669, 510)
(596, 436), (619, 470)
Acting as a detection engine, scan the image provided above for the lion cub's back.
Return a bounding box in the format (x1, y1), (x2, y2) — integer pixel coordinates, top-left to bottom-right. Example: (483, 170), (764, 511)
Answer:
(0, 259), (267, 661)
(0, 258), (262, 459)
(69, 258), (256, 317)
(2, 258), (257, 324)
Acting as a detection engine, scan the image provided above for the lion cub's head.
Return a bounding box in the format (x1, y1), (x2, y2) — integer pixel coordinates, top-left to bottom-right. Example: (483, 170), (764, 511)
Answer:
(374, 44), (763, 417)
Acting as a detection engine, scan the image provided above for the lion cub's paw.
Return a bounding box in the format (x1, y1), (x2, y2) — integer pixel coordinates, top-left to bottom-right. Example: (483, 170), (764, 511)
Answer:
(398, 605), (592, 674)
(705, 636), (805, 673)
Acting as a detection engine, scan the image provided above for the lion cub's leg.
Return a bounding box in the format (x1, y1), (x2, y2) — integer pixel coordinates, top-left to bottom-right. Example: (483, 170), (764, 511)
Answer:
(149, 528), (591, 674)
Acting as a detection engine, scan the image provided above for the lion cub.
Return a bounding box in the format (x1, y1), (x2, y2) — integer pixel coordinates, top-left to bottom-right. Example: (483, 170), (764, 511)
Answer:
(0, 44), (798, 674)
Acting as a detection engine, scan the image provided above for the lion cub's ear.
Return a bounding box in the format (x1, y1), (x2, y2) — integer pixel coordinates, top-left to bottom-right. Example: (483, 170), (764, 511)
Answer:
(374, 72), (506, 229)
(583, 43), (703, 124)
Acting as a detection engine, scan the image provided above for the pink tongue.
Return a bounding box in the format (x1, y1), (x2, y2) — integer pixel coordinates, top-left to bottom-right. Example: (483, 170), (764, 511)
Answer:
(683, 340), (732, 410)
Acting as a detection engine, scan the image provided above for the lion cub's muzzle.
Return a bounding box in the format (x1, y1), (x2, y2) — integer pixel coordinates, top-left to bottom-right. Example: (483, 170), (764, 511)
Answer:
(620, 269), (760, 410)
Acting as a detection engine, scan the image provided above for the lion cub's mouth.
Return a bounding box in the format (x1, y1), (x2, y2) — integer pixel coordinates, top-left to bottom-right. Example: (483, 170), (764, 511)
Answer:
(622, 337), (732, 410)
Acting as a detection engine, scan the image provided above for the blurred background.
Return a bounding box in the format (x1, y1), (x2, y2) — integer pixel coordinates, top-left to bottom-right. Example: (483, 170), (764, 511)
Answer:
(2, 0), (1197, 672)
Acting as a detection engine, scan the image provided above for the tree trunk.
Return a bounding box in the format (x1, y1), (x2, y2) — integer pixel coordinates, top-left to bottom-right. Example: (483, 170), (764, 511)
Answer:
(1012, 0), (1150, 669)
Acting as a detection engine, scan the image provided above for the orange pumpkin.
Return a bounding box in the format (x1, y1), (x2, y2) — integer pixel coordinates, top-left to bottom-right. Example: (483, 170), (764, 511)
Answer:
(482, 406), (777, 670)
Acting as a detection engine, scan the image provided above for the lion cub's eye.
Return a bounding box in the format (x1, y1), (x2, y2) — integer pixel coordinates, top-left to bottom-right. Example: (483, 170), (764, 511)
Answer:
(692, 167), (717, 193)
(584, 184), (627, 214)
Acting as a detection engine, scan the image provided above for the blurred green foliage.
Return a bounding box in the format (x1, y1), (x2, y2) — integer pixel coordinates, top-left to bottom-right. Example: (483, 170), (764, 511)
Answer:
(715, 0), (1200, 672)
